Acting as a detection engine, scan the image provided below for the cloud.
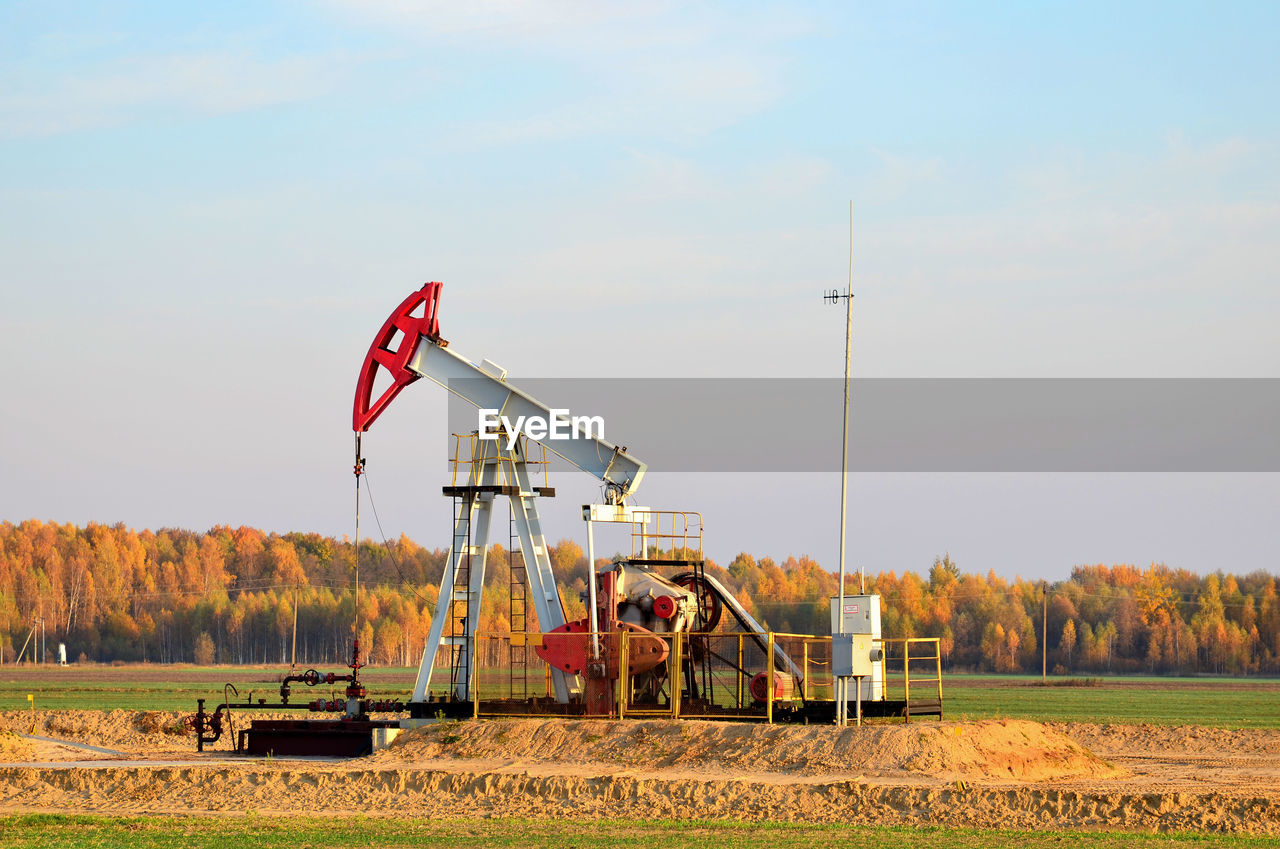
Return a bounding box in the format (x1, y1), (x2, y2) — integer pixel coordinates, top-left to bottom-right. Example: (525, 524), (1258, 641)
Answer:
(750, 154), (834, 197)
(323, 0), (807, 144)
(864, 149), (943, 202)
(917, 135), (1280, 297)
(0, 50), (342, 138)
(456, 54), (784, 145)
(321, 0), (666, 49)
(620, 149), (718, 200)
(320, 0), (810, 55)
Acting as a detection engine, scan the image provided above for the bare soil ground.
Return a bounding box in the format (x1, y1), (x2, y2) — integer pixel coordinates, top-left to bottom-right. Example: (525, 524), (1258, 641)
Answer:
(0, 710), (1277, 833)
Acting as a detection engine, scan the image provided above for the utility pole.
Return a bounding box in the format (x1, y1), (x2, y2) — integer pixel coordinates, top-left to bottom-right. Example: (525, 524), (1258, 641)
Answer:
(291, 582), (300, 671)
(37, 598), (45, 665)
(1042, 581), (1048, 683)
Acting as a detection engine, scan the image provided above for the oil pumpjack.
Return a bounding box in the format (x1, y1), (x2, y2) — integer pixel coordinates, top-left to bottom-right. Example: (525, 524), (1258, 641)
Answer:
(190, 281), (932, 754)
(352, 283), (789, 719)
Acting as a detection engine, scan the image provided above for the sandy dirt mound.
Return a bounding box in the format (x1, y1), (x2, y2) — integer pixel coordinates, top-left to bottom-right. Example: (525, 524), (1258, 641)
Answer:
(0, 731), (36, 761)
(0, 710), (194, 754)
(1052, 722), (1280, 758)
(1, 763), (1276, 833)
(378, 718), (1121, 782)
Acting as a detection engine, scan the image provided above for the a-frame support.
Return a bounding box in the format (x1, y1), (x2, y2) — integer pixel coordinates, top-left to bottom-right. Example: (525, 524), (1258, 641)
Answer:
(411, 438), (575, 704)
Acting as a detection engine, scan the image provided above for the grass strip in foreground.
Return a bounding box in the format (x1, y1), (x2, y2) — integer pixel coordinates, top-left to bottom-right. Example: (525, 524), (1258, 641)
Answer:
(1, 815), (1277, 849)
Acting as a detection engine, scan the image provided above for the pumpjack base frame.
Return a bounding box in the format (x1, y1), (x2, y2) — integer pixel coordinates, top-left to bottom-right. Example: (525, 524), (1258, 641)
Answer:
(407, 698), (942, 723)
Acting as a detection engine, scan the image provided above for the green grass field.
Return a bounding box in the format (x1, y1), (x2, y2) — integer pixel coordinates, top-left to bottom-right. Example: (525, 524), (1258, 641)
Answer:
(940, 674), (1280, 728)
(1, 816), (1277, 849)
(2, 666), (1276, 727)
(0, 665), (419, 712)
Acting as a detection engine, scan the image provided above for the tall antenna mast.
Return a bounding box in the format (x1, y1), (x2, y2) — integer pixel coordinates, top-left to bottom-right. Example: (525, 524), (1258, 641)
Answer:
(823, 202), (855, 724)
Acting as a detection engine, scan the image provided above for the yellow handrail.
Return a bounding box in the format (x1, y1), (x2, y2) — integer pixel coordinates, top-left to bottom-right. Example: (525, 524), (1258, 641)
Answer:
(465, 631), (942, 722)
(630, 510), (704, 561)
(448, 432), (551, 489)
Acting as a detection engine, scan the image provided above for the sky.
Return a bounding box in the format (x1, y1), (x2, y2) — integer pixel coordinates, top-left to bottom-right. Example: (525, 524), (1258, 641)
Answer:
(1, 1), (1277, 582)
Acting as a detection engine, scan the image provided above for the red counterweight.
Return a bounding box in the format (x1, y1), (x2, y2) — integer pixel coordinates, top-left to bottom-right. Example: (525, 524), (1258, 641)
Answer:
(537, 620), (669, 678)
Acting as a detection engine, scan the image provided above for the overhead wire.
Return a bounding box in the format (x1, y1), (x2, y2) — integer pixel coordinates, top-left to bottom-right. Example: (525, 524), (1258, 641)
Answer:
(359, 467), (435, 608)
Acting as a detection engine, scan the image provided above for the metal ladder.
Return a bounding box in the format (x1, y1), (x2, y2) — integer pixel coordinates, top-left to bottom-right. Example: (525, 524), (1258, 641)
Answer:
(445, 493), (474, 697)
(508, 506), (529, 699)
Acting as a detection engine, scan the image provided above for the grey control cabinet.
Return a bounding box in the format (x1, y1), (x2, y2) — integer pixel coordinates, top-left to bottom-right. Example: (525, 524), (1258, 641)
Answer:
(830, 594), (884, 701)
(833, 633), (877, 678)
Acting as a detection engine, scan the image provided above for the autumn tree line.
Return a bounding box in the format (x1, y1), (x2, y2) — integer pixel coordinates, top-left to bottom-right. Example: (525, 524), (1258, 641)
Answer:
(1, 520), (1278, 676)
